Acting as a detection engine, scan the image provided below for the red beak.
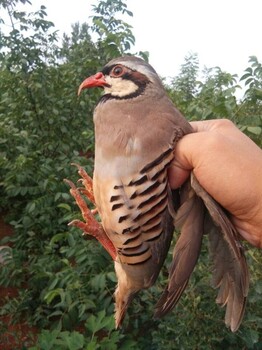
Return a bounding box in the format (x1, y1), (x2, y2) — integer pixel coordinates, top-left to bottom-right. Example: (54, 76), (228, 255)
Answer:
(78, 72), (109, 96)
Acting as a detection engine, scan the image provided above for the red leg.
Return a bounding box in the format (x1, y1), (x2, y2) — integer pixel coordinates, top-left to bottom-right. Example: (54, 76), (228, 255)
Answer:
(64, 172), (117, 261)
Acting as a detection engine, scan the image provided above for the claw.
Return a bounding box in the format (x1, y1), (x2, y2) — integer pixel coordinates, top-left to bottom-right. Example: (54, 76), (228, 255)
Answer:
(64, 178), (76, 189)
(71, 163), (95, 203)
(91, 208), (99, 215)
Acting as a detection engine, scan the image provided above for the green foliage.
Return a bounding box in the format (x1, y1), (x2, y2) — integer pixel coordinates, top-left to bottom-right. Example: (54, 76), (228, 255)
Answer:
(239, 56), (262, 147)
(167, 52), (240, 121)
(0, 0), (261, 349)
(241, 55), (262, 103)
(28, 311), (137, 350)
(167, 52), (262, 148)
(91, 0), (135, 59)
(171, 52), (200, 105)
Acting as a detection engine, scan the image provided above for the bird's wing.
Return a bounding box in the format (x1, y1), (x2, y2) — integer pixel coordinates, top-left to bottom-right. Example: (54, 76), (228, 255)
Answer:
(154, 177), (204, 317)
(155, 173), (249, 332)
(191, 174), (249, 332)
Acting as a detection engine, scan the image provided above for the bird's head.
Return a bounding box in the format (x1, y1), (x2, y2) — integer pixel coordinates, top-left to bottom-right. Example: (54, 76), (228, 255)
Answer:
(78, 56), (164, 100)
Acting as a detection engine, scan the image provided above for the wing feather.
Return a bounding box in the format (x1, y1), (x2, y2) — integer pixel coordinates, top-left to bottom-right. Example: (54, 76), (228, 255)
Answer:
(154, 179), (204, 316)
(155, 173), (249, 332)
(191, 174), (249, 332)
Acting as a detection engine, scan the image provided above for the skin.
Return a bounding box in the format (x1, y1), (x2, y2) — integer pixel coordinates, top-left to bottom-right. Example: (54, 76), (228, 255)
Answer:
(168, 119), (262, 248)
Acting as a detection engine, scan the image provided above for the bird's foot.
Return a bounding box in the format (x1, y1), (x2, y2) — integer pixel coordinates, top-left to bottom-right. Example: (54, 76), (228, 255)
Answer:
(64, 166), (117, 261)
(71, 163), (95, 204)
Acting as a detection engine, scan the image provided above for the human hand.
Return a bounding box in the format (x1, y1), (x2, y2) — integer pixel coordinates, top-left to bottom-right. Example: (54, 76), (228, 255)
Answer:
(169, 119), (262, 248)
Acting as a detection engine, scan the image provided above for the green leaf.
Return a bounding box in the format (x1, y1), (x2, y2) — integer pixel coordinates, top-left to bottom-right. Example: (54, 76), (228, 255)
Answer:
(37, 330), (60, 350)
(48, 276), (59, 290)
(247, 126), (261, 135)
(22, 215), (32, 227)
(60, 331), (85, 350)
(67, 233), (75, 246)
(27, 201), (36, 213)
(244, 67), (253, 74)
(57, 203), (72, 211)
(85, 310), (111, 334)
(44, 288), (65, 304)
(245, 77), (254, 86)
(240, 72), (252, 81)
(86, 340), (99, 350)
(50, 233), (67, 245)
(107, 271), (117, 282)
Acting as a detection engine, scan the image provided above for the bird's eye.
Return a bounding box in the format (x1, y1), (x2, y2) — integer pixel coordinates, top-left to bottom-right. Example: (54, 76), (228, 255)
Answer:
(112, 66), (124, 77)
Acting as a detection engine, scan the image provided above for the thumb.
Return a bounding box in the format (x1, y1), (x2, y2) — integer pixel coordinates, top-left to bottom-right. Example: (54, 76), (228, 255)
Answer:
(168, 134), (195, 189)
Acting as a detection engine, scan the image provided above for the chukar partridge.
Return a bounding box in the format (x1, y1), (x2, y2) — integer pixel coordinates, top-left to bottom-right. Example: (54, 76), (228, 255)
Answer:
(67, 56), (249, 332)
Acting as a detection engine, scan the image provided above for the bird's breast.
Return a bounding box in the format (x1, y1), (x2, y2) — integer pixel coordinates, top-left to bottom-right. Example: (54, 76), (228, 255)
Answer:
(93, 143), (174, 266)
(92, 102), (180, 266)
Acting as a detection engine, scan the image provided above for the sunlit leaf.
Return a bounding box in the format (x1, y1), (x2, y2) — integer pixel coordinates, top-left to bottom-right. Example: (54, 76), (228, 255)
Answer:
(247, 126), (262, 135)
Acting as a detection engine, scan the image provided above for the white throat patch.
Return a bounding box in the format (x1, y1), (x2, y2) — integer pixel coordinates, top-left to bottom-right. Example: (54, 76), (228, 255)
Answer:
(104, 76), (139, 97)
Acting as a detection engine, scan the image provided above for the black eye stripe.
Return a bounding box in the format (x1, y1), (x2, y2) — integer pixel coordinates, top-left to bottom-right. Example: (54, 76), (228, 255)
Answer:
(102, 64), (124, 76)
(99, 63), (151, 102)
(102, 64), (133, 76)
(101, 65), (112, 76)
(102, 64), (150, 84)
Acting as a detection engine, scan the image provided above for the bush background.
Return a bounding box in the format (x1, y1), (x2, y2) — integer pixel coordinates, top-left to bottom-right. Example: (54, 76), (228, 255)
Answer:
(0, 0), (261, 349)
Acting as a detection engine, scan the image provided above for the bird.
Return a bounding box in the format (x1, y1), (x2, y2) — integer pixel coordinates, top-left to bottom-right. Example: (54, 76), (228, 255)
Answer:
(67, 55), (249, 332)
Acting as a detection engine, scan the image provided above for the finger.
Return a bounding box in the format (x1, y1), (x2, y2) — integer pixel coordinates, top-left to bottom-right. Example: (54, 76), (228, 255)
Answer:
(189, 119), (222, 132)
(168, 163), (190, 189)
